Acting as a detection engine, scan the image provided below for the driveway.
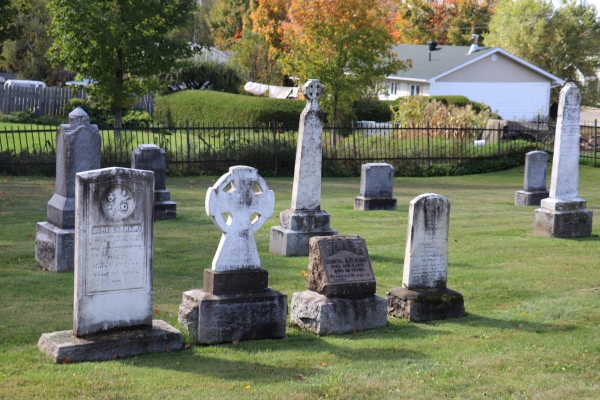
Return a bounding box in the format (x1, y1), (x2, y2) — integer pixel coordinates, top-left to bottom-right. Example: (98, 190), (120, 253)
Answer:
(580, 107), (600, 124)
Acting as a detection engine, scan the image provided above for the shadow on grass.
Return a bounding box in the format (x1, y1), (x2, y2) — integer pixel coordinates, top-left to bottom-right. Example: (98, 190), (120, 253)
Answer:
(446, 312), (578, 333)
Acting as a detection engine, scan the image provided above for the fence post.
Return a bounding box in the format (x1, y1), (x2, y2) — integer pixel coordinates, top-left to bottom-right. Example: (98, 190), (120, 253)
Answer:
(186, 119), (191, 174)
(536, 114), (540, 149)
(352, 120), (357, 173)
(272, 119), (278, 176)
(497, 123), (501, 155)
(594, 119), (597, 168)
(427, 121), (431, 169)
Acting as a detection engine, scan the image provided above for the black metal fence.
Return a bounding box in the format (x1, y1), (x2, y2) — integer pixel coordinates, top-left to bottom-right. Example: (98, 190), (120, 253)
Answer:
(0, 120), (569, 176)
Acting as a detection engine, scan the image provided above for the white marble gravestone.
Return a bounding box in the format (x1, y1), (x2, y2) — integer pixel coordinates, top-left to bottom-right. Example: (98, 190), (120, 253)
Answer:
(515, 151), (549, 206)
(533, 83), (593, 237)
(131, 144), (176, 220)
(387, 193), (465, 321)
(38, 167), (182, 363)
(354, 163), (397, 210)
(270, 80), (337, 256)
(35, 108), (101, 271)
(178, 166), (287, 344)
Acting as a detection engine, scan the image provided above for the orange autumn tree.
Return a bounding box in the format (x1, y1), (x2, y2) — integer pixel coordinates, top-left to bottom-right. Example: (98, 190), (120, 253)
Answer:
(282, 0), (408, 131)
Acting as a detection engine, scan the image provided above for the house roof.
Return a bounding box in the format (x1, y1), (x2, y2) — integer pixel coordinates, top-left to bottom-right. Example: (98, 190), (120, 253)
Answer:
(388, 44), (565, 85)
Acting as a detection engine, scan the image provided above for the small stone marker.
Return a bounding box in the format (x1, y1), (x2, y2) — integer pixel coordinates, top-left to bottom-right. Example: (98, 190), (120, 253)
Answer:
(515, 151), (549, 206)
(35, 108), (101, 271)
(354, 163), (397, 210)
(131, 144), (176, 220)
(290, 235), (387, 336)
(178, 166), (287, 344)
(533, 83), (593, 237)
(270, 79), (337, 256)
(387, 193), (465, 322)
(38, 167), (182, 363)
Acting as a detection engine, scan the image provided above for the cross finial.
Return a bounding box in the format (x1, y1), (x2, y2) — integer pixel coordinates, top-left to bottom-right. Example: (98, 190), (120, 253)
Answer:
(302, 79), (323, 103)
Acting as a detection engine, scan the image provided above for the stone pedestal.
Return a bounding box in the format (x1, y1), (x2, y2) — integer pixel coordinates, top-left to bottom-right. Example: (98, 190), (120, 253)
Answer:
(38, 320), (182, 363)
(534, 199), (593, 237)
(154, 190), (177, 220)
(354, 196), (397, 211)
(35, 222), (74, 272)
(178, 287), (287, 345)
(386, 287), (465, 322)
(291, 291), (387, 336)
(515, 190), (549, 207)
(270, 210), (338, 256)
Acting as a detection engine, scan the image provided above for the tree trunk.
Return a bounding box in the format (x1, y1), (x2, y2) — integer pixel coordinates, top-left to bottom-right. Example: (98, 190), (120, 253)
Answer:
(113, 105), (123, 138)
(332, 95), (338, 149)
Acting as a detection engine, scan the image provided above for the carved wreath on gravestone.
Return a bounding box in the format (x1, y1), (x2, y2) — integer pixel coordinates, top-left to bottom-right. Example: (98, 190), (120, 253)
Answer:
(205, 166), (274, 271)
(102, 185), (135, 220)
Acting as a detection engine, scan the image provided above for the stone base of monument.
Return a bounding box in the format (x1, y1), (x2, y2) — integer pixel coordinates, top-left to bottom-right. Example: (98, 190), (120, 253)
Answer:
(37, 320), (182, 363)
(515, 190), (549, 206)
(533, 199), (593, 238)
(270, 210), (337, 256)
(386, 287), (465, 322)
(178, 288), (287, 345)
(354, 196), (397, 211)
(154, 190), (176, 220)
(290, 290), (387, 336)
(35, 221), (74, 272)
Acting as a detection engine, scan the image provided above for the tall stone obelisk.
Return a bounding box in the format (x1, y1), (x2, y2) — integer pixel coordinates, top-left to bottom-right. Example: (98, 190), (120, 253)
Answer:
(269, 79), (337, 256)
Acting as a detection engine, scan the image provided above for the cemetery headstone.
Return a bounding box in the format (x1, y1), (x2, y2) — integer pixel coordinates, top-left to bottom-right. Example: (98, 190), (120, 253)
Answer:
(533, 83), (593, 237)
(131, 144), (176, 220)
(35, 108), (101, 271)
(354, 163), (397, 210)
(387, 193), (465, 322)
(178, 166), (287, 344)
(515, 151), (549, 206)
(290, 235), (387, 336)
(270, 79), (337, 256)
(38, 167), (182, 363)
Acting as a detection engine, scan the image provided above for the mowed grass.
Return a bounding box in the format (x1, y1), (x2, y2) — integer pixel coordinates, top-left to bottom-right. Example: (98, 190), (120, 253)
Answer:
(1, 166), (599, 399)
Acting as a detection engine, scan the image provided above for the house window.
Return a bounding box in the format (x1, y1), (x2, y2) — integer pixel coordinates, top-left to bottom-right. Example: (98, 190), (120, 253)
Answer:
(389, 82), (397, 95)
(410, 84), (420, 96)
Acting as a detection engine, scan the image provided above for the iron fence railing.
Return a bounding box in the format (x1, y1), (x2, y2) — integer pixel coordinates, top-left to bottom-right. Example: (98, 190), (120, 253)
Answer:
(0, 120), (580, 176)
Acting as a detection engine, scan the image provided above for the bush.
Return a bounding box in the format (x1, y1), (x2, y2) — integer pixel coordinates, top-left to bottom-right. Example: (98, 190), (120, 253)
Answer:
(154, 90), (305, 126)
(162, 60), (243, 94)
(62, 98), (113, 127)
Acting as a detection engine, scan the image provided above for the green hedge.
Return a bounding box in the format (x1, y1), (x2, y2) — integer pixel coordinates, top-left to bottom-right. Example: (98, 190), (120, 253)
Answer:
(154, 90), (306, 126)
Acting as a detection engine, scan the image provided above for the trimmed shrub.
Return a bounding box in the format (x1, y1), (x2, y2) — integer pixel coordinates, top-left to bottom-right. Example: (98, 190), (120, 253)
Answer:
(154, 90), (305, 126)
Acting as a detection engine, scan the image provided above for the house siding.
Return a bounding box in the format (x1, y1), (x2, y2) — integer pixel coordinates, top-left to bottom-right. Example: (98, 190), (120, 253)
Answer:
(430, 82), (551, 120)
(436, 53), (549, 83)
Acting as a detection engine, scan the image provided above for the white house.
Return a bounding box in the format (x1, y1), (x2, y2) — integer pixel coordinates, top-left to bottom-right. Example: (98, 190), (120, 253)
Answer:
(380, 43), (565, 120)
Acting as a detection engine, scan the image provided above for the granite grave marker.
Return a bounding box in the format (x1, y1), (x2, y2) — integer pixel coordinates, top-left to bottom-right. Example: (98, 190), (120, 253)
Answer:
(291, 235), (387, 336)
(533, 83), (593, 237)
(35, 108), (101, 271)
(131, 144), (176, 220)
(270, 80), (337, 256)
(515, 151), (549, 206)
(38, 167), (182, 363)
(387, 193), (465, 322)
(178, 166), (287, 344)
(354, 163), (397, 210)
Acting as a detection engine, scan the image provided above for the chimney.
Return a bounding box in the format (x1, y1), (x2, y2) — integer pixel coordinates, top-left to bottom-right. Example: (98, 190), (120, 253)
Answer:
(467, 34), (479, 55)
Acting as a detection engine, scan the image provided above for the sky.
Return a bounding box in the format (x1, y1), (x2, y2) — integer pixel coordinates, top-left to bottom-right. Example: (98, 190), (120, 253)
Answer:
(552, 0), (600, 9)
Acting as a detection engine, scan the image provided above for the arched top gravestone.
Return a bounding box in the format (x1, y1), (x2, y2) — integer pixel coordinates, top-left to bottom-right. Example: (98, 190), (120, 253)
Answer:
(205, 166), (274, 271)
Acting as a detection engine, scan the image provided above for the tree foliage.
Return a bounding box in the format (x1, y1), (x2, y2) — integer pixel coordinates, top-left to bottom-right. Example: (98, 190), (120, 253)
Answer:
(230, 33), (284, 85)
(395, 0), (494, 45)
(282, 0), (407, 128)
(208, 0), (255, 47)
(486, 0), (600, 105)
(0, 0), (19, 49)
(48, 0), (196, 128)
(163, 60), (242, 93)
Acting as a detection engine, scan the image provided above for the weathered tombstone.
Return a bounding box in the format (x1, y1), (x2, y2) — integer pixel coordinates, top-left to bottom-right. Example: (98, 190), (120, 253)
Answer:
(131, 144), (176, 220)
(290, 235), (387, 336)
(35, 108), (101, 271)
(354, 163), (397, 210)
(178, 166), (287, 344)
(38, 167), (182, 363)
(533, 83), (593, 237)
(270, 79), (337, 256)
(515, 151), (549, 206)
(387, 193), (465, 322)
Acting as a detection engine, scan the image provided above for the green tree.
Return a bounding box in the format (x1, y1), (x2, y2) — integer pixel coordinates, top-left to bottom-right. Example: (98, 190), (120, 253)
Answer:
(282, 0), (408, 135)
(0, 0), (19, 56)
(486, 0), (600, 105)
(208, 0), (255, 47)
(230, 33), (283, 85)
(48, 0), (196, 129)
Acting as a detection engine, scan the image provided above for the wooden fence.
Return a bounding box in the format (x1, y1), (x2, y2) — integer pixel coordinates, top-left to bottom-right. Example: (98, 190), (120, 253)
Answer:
(0, 87), (154, 116)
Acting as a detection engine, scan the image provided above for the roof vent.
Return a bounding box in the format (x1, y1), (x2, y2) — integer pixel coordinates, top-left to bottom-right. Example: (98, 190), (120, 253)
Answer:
(467, 34), (479, 55)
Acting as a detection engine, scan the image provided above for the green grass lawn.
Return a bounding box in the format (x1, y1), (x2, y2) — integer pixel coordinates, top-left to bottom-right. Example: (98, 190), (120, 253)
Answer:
(1, 166), (599, 399)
